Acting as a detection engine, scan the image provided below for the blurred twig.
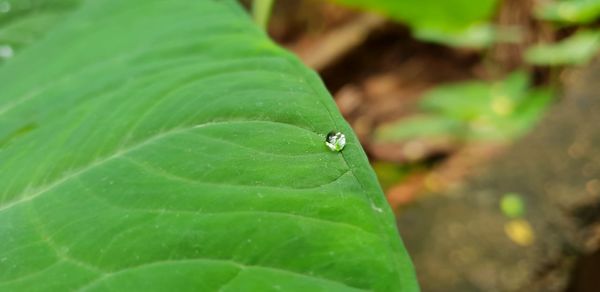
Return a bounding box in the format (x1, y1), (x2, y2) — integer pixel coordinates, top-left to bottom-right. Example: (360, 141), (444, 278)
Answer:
(297, 14), (386, 71)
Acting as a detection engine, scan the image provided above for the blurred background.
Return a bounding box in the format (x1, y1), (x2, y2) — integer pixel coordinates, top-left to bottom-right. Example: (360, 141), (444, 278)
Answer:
(242, 0), (600, 291)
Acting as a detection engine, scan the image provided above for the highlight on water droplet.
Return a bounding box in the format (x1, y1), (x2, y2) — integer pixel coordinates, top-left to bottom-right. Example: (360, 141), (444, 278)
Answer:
(325, 131), (346, 152)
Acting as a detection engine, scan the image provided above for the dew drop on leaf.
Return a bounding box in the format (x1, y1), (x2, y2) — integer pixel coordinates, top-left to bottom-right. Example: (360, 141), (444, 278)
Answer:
(325, 131), (346, 152)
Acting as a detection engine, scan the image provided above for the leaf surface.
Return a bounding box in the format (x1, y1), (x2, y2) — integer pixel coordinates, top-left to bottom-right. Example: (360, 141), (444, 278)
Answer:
(0, 0), (417, 291)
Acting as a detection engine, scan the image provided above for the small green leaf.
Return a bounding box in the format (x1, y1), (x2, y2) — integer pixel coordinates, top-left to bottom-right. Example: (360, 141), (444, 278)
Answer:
(525, 30), (600, 66)
(413, 24), (496, 49)
(536, 0), (600, 24)
(330, 0), (499, 47)
(375, 115), (462, 142)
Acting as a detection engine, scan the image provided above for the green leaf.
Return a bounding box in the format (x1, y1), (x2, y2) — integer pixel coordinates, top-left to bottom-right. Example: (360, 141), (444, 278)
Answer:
(413, 24), (496, 49)
(0, 0), (417, 291)
(536, 0), (600, 24)
(375, 115), (462, 142)
(372, 162), (414, 191)
(525, 30), (600, 66)
(381, 72), (553, 142)
(330, 0), (499, 47)
(413, 25), (522, 49)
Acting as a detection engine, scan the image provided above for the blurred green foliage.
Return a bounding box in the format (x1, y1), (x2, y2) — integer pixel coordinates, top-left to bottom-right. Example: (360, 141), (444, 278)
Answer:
(500, 193), (526, 218)
(375, 115), (461, 142)
(331, 0), (499, 47)
(526, 30), (600, 66)
(537, 0), (600, 24)
(372, 161), (417, 190)
(529, 0), (600, 66)
(413, 24), (497, 48)
(376, 72), (554, 142)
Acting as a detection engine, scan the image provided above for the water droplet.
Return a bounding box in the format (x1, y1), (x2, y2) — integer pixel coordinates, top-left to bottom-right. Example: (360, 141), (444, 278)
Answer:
(325, 131), (346, 152)
(0, 45), (14, 59)
(0, 1), (10, 13)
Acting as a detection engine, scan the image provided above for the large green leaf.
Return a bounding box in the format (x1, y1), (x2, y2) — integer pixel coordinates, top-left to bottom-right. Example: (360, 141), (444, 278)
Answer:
(0, 0), (417, 291)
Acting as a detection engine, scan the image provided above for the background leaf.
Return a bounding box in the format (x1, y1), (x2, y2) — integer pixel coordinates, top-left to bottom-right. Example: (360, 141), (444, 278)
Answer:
(525, 30), (600, 66)
(376, 72), (554, 142)
(330, 0), (499, 47)
(0, 0), (417, 290)
(536, 0), (600, 24)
